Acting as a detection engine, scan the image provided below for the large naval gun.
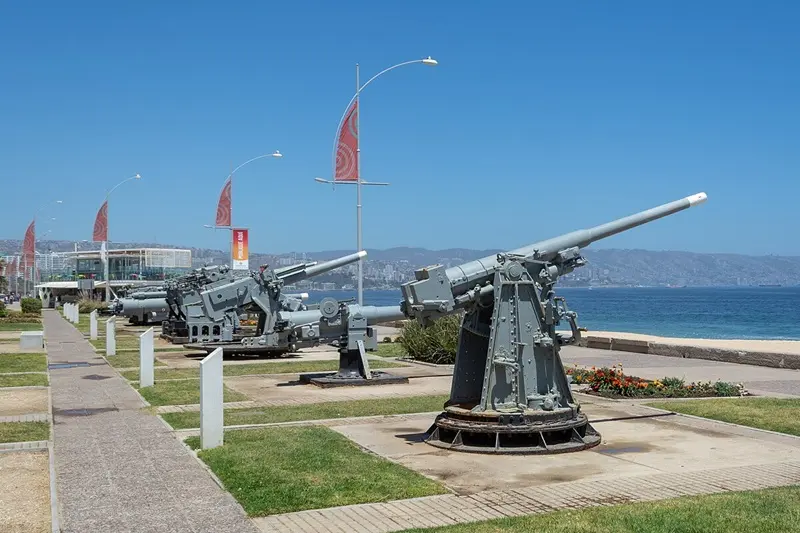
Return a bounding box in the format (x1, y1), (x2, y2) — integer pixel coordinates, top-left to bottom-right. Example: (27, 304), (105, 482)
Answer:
(186, 251), (367, 353)
(112, 286), (168, 325)
(398, 192), (708, 454)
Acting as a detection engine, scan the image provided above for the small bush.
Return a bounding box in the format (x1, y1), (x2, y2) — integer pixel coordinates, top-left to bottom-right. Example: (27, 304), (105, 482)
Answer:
(0, 301), (6, 318)
(383, 337), (392, 343)
(78, 299), (108, 314)
(20, 297), (42, 314)
(398, 313), (462, 365)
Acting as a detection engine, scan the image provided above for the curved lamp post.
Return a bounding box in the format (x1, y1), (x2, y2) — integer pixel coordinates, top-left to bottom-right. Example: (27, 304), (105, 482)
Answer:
(208, 151), (282, 266)
(30, 200), (63, 296)
(315, 56), (438, 305)
(101, 174), (141, 301)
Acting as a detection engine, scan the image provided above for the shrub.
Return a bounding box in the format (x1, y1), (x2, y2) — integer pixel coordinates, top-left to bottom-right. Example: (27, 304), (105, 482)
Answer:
(383, 337), (392, 343)
(0, 301), (6, 318)
(78, 299), (108, 314)
(20, 298), (42, 314)
(398, 313), (462, 364)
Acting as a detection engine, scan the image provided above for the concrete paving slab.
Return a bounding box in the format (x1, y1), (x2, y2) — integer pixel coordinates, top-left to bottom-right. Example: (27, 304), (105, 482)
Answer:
(0, 450), (50, 533)
(329, 400), (800, 496)
(0, 388), (49, 416)
(587, 330), (800, 355)
(225, 374), (452, 404)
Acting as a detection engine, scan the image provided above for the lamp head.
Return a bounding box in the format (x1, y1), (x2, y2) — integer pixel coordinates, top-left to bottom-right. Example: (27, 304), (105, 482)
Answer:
(271, 151), (283, 158)
(422, 56), (438, 66)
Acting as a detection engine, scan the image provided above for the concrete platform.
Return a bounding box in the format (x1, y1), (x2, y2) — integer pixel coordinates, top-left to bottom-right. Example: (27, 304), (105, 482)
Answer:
(329, 398), (800, 495)
(224, 374), (452, 404)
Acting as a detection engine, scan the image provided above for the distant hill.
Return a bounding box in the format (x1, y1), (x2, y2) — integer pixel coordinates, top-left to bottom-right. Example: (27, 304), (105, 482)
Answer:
(2, 238), (799, 287)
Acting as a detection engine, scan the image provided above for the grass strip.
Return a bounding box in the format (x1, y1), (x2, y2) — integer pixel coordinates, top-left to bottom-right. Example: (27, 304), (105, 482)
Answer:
(0, 353), (47, 373)
(0, 323), (42, 332)
(0, 421), (50, 443)
(120, 359), (405, 381)
(162, 394), (448, 429)
(136, 379), (248, 406)
(647, 398), (800, 437)
(185, 426), (447, 516)
(104, 352), (168, 369)
(401, 486), (800, 533)
(0, 374), (49, 387)
(373, 343), (407, 357)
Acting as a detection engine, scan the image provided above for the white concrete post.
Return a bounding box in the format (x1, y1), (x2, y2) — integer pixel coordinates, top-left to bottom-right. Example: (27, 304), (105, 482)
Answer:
(68, 304), (74, 323)
(89, 310), (98, 340)
(200, 347), (224, 449)
(106, 317), (116, 356)
(139, 327), (154, 388)
(64, 303), (70, 321)
(74, 305), (80, 324)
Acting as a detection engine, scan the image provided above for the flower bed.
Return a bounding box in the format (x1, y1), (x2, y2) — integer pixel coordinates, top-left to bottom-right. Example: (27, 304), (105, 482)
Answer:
(567, 363), (748, 399)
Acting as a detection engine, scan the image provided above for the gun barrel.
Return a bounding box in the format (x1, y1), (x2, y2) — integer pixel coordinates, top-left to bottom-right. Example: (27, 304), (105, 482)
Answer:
(130, 291), (167, 300)
(445, 192), (707, 297)
(280, 250), (366, 285)
(280, 304), (405, 329)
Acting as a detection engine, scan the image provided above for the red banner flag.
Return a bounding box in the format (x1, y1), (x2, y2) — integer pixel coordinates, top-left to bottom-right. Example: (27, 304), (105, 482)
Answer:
(335, 101), (359, 182)
(22, 220), (35, 269)
(215, 176), (232, 227)
(93, 200), (108, 242)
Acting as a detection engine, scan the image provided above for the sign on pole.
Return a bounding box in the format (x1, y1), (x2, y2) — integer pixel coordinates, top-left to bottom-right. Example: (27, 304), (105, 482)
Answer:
(106, 317), (116, 356)
(231, 228), (249, 270)
(139, 327), (154, 388)
(200, 347), (224, 449)
(90, 310), (98, 340)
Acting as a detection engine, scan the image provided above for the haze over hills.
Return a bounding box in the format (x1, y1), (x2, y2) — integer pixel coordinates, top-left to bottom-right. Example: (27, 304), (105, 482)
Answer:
(1, 239), (799, 287)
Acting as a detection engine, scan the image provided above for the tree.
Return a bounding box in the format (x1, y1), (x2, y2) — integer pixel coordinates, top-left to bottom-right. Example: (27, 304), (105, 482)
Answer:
(0, 258), (7, 294)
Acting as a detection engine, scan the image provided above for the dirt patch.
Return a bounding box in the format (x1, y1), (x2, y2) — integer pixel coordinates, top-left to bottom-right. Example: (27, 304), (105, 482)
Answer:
(0, 389), (49, 416)
(0, 451), (51, 533)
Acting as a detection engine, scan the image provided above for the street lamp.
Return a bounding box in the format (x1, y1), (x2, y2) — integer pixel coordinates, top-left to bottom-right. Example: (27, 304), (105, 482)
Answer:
(315, 56), (438, 305)
(29, 200), (63, 296)
(209, 151), (282, 268)
(97, 174), (141, 302)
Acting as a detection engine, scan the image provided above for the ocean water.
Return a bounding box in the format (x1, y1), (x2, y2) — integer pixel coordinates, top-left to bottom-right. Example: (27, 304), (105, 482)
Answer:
(305, 287), (800, 341)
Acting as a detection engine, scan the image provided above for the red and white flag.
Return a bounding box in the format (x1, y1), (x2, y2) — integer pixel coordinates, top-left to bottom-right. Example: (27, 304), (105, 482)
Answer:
(93, 201), (108, 242)
(335, 101), (359, 182)
(22, 220), (35, 269)
(215, 176), (232, 227)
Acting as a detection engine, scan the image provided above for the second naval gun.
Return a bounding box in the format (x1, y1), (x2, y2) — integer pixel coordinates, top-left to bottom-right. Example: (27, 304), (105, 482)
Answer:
(398, 192), (708, 454)
(186, 251), (366, 354)
(113, 286), (168, 325)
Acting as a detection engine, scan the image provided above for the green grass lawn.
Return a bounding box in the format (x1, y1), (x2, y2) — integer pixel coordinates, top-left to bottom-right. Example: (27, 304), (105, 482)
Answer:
(401, 486), (800, 533)
(119, 359), (405, 381)
(185, 426), (447, 516)
(136, 379), (248, 406)
(162, 394), (448, 429)
(0, 373), (49, 387)
(0, 322), (42, 332)
(104, 352), (168, 369)
(373, 342), (407, 357)
(0, 421), (50, 443)
(0, 353), (47, 373)
(647, 398), (800, 437)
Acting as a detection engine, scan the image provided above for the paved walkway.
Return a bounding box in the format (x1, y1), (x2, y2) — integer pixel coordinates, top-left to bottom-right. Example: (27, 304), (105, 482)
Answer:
(44, 310), (258, 533)
(254, 460), (800, 532)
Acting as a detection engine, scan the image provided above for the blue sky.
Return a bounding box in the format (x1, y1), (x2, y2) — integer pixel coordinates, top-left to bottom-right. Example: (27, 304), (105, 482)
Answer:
(1, 1), (798, 256)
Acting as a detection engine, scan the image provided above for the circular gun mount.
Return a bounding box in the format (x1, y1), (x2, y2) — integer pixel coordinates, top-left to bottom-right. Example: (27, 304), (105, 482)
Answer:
(425, 404), (601, 455)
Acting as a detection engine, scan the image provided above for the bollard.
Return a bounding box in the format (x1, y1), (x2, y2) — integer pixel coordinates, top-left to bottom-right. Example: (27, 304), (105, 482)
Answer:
(74, 305), (80, 325)
(200, 347), (224, 449)
(106, 317), (116, 356)
(90, 310), (98, 340)
(139, 327), (155, 388)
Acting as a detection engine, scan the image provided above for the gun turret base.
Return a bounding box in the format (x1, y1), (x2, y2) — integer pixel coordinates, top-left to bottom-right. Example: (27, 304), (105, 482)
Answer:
(424, 404), (601, 455)
(299, 371), (408, 388)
